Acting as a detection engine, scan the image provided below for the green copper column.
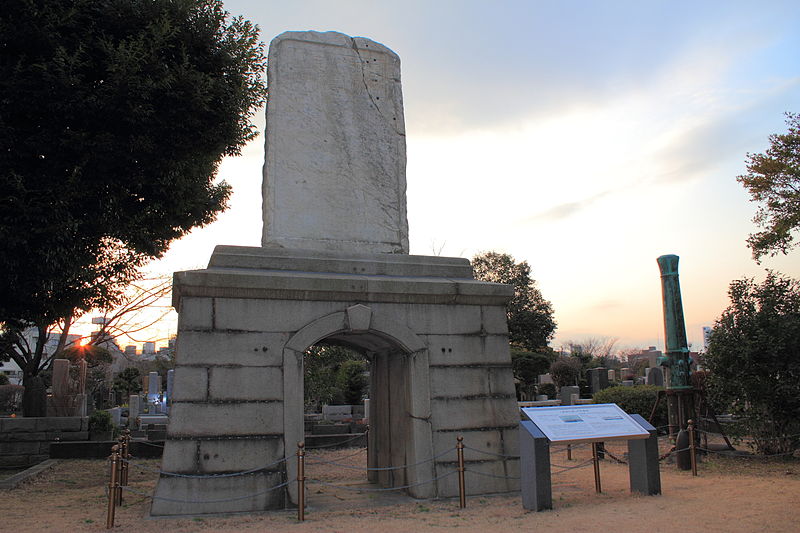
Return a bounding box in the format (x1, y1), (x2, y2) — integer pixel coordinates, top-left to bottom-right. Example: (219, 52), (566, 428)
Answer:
(657, 254), (695, 436)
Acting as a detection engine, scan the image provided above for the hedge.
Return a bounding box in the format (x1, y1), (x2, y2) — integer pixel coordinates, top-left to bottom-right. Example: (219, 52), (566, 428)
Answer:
(592, 385), (667, 429)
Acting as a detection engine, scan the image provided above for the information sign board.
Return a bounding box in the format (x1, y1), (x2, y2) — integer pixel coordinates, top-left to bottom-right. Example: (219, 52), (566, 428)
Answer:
(521, 403), (650, 443)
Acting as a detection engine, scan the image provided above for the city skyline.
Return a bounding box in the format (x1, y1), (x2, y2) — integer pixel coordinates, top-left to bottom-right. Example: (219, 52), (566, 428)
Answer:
(131, 1), (798, 352)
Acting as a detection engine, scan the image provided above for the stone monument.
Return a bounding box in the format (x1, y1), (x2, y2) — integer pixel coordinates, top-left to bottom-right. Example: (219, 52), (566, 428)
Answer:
(262, 31), (408, 254)
(152, 31), (519, 516)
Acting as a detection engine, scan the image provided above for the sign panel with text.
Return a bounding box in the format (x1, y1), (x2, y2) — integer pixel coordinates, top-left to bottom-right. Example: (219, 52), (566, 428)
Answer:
(521, 403), (650, 443)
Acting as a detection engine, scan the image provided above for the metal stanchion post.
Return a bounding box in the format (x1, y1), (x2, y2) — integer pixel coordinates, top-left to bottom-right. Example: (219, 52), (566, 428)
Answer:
(116, 434), (125, 505)
(106, 445), (120, 529)
(567, 444), (572, 461)
(297, 441), (305, 522)
(688, 419), (697, 476)
(591, 442), (602, 493)
(121, 430), (130, 487)
(456, 436), (466, 508)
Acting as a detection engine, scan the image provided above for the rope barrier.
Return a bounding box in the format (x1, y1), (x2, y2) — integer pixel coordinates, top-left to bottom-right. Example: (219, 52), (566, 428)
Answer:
(122, 455), (290, 478)
(305, 432), (366, 449)
(551, 459), (594, 475)
(698, 446), (799, 459)
(306, 447), (456, 471)
(461, 445), (520, 460)
(464, 467), (520, 480)
(121, 479), (294, 504)
(308, 446), (366, 461)
(306, 470), (457, 492)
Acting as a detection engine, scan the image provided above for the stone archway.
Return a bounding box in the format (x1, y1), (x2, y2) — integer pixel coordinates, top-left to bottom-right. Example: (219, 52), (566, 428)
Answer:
(151, 245), (520, 517)
(282, 305), (433, 501)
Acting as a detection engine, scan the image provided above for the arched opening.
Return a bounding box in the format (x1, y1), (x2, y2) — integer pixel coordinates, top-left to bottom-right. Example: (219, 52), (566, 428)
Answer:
(284, 307), (432, 500)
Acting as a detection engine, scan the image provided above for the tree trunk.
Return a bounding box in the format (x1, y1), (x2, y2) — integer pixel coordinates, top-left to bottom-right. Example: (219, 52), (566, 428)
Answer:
(22, 369), (47, 417)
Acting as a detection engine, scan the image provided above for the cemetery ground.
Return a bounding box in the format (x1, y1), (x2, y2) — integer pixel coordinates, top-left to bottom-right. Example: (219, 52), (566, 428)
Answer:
(1, 440), (798, 532)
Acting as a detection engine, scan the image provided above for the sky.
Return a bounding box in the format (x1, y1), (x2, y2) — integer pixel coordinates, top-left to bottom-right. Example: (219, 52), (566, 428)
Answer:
(135, 0), (800, 352)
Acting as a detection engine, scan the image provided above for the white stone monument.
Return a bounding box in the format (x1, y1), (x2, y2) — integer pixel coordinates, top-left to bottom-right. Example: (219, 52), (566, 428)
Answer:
(262, 31), (408, 254)
(153, 31), (518, 517)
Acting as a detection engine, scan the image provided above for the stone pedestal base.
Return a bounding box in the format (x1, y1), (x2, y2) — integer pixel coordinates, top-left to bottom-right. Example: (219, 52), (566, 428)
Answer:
(151, 246), (520, 516)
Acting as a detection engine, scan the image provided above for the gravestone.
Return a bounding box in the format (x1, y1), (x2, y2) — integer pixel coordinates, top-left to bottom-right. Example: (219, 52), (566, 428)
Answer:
(607, 369), (615, 382)
(622, 380), (634, 387)
(559, 385), (580, 406)
(588, 367), (609, 393)
(262, 31), (408, 254)
(51, 359), (70, 397)
(153, 31), (519, 517)
(129, 395), (141, 421)
(646, 366), (664, 386)
(166, 369), (174, 412)
(322, 405), (352, 421)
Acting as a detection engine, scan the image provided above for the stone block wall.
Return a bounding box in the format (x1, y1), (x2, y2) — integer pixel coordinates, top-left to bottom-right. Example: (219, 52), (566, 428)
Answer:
(0, 416), (88, 467)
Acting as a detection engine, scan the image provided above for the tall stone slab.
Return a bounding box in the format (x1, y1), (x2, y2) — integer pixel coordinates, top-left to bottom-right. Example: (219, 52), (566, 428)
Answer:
(262, 31), (408, 254)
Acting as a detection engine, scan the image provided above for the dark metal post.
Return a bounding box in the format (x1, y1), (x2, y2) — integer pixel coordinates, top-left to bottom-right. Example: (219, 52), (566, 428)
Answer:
(106, 445), (120, 529)
(567, 444), (572, 461)
(457, 436), (466, 508)
(297, 441), (305, 521)
(592, 442), (602, 493)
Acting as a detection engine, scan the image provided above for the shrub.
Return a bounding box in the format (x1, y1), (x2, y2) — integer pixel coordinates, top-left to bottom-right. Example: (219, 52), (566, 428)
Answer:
(705, 273), (800, 455)
(537, 383), (557, 399)
(593, 385), (667, 429)
(0, 373), (9, 385)
(0, 384), (24, 413)
(88, 410), (115, 433)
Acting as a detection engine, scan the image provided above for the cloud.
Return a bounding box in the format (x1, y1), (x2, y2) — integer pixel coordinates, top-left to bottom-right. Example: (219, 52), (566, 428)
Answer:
(523, 188), (616, 223)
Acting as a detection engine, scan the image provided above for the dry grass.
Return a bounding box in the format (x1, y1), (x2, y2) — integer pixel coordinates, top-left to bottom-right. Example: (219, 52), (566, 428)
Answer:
(1, 441), (798, 532)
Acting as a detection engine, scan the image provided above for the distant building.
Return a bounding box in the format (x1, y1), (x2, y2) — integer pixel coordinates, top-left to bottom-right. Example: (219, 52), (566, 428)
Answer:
(0, 359), (23, 385)
(702, 326), (713, 351)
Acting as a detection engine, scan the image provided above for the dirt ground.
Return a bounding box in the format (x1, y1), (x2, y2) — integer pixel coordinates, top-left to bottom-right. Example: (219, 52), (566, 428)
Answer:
(1, 440), (799, 533)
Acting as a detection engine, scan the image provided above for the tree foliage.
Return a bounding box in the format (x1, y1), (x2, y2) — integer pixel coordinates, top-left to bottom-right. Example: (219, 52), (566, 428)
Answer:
(113, 367), (143, 399)
(336, 360), (368, 406)
(0, 0), (267, 414)
(549, 356), (581, 388)
(471, 252), (556, 351)
(705, 272), (800, 455)
(738, 112), (800, 262)
(511, 347), (554, 399)
(304, 346), (366, 409)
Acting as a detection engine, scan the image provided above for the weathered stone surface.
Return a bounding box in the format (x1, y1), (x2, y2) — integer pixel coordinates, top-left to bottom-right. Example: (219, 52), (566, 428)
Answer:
(426, 334), (512, 366)
(198, 438), (284, 473)
(177, 331), (286, 367)
(208, 367), (283, 401)
(161, 440), (198, 473)
(150, 472), (284, 516)
(429, 366), (515, 398)
(434, 459), (520, 496)
(370, 302), (482, 335)
(176, 296), (213, 330)
(432, 428), (518, 462)
(262, 31), (408, 254)
(430, 397), (519, 431)
(208, 246), (473, 277)
(168, 402), (283, 437)
(214, 298), (342, 333)
(171, 367), (208, 402)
